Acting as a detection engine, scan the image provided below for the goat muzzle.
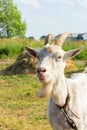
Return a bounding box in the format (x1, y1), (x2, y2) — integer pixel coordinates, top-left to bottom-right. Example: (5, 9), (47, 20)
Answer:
(37, 67), (46, 74)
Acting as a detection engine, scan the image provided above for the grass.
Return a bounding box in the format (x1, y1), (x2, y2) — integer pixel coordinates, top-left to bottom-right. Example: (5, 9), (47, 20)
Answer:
(0, 38), (87, 60)
(63, 40), (87, 60)
(0, 74), (51, 130)
(0, 38), (43, 58)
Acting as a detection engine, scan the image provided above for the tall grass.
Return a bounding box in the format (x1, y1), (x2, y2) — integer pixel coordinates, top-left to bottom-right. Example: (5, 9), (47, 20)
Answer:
(63, 40), (87, 60)
(0, 38), (44, 58)
(0, 38), (87, 60)
(0, 42), (23, 58)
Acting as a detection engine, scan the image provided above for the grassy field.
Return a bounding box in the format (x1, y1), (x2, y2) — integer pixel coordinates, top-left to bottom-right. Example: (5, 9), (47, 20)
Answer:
(0, 74), (51, 130)
(0, 38), (87, 130)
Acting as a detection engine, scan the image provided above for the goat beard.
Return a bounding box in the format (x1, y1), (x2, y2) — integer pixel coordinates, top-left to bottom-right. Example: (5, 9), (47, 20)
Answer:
(38, 82), (53, 98)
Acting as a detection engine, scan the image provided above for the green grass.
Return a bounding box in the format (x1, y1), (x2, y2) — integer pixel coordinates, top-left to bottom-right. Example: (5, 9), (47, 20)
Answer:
(0, 38), (44, 58)
(0, 38), (87, 60)
(63, 41), (87, 60)
(0, 74), (51, 130)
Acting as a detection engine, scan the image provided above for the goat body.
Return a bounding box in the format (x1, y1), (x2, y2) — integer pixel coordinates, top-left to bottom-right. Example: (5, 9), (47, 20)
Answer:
(48, 73), (87, 130)
(25, 32), (87, 130)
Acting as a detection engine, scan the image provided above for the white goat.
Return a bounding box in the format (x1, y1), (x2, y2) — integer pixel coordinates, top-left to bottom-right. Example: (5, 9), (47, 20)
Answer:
(25, 32), (87, 130)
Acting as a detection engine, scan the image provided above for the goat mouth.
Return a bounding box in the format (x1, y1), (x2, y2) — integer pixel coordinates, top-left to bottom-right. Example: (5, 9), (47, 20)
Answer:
(39, 75), (47, 80)
(38, 75), (49, 81)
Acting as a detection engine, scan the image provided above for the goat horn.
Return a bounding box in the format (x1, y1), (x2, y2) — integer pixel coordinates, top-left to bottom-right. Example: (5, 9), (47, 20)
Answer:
(44, 33), (54, 45)
(54, 32), (72, 47)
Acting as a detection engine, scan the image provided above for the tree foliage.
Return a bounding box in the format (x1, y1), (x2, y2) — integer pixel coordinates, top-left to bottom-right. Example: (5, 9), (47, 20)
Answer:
(28, 36), (35, 41)
(0, 0), (27, 38)
(40, 35), (46, 41)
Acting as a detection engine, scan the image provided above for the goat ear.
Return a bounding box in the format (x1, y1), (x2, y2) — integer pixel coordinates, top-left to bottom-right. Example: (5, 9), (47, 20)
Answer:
(63, 46), (84, 61)
(25, 46), (38, 57)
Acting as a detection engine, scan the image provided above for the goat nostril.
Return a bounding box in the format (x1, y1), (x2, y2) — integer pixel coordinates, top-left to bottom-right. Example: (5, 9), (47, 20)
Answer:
(41, 68), (46, 72)
(37, 68), (46, 73)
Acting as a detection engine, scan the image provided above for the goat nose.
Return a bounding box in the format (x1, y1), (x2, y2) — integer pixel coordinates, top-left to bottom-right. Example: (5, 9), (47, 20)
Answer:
(37, 67), (46, 74)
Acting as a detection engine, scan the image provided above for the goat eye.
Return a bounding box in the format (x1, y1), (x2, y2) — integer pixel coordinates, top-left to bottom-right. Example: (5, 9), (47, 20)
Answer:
(58, 56), (62, 59)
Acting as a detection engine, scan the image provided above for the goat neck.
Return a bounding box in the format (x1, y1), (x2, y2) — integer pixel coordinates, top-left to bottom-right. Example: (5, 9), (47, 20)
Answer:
(52, 74), (69, 108)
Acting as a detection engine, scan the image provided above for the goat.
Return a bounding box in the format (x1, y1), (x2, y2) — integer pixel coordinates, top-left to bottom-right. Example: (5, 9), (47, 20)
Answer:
(25, 32), (87, 130)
